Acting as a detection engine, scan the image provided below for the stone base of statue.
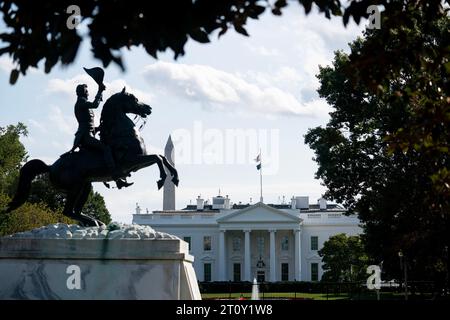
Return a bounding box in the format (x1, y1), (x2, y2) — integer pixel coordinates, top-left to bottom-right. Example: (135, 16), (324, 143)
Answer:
(0, 223), (201, 300)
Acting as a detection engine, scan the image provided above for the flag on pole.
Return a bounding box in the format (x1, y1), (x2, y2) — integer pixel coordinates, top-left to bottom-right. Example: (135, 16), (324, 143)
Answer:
(254, 152), (261, 170)
(255, 150), (263, 202)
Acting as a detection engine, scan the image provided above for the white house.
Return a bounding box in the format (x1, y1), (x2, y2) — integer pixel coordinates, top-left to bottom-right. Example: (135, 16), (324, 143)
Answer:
(132, 137), (362, 282)
(132, 194), (362, 283)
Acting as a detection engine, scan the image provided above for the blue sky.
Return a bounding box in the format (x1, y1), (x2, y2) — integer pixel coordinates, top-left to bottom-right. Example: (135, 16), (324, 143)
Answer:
(0, 7), (365, 223)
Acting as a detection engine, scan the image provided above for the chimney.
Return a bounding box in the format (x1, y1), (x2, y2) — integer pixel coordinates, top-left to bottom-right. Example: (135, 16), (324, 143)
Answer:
(318, 197), (327, 210)
(224, 195), (231, 210)
(196, 196), (204, 210)
(290, 197), (296, 209)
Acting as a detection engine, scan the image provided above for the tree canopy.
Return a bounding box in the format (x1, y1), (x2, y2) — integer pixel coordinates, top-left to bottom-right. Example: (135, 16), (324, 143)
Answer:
(305, 15), (449, 282)
(1, 0), (447, 84)
(0, 123), (27, 195)
(319, 233), (369, 283)
(347, 7), (450, 191)
(81, 190), (111, 224)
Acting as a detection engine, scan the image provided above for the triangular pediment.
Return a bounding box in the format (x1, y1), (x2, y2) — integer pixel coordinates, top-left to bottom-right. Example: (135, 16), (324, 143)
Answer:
(217, 202), (301, 223)
(307, 253), (321, 260)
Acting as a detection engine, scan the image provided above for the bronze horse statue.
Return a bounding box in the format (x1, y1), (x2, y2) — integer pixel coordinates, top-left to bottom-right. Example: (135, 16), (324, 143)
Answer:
(7, 88), (178, 226)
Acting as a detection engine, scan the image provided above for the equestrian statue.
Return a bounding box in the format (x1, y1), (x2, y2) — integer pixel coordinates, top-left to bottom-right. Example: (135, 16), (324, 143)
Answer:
(6, 67), (179, 227)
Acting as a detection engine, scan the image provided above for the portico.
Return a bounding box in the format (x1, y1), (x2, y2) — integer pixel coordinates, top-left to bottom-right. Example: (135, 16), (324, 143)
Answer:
(216, 202), (302, 282)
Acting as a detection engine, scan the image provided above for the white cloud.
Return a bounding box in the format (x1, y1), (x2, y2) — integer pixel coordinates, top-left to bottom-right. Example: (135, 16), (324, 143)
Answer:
(272, 9), (365, 93)
(47, 74), (90, 98)
(142, 61), (330, 118)
(293, 33), (329, 82)
(28, 119), (48, 134)
(0, 56), (15, 73)
(48, 105), (76, 136)
(244, 43), (281, 57)
(0, 56), (42, 75)
(274, 66), (303, 84)
(105, 79), (153, 105)
(20, 135), (35, 145)
(284, 7), (365, 45)
(47, 74), (153, 104)
(237, 66), (312, 97)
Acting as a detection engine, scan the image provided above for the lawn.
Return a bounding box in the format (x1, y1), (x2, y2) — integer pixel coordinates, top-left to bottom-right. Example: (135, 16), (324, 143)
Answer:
(201, 292), (415, 300)
(202, 292), (348, 300)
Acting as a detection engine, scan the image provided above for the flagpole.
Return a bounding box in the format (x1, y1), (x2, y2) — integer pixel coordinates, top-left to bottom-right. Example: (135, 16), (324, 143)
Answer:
(259, 148), (263, 203)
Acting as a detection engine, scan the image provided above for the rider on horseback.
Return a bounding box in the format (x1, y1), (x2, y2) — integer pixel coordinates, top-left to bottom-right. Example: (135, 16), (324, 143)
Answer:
(71, 83), (133, 189)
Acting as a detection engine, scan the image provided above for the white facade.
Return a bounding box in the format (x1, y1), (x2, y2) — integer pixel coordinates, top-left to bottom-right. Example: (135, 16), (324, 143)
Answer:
(132, 197), (362, 282)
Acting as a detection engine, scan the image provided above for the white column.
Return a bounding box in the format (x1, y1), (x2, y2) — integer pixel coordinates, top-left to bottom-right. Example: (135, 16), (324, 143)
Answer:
(219, 229), (226, 281)
(244, 229), (251, 281)
(294, 229), (302, 281)
(269, 229), (276, 282)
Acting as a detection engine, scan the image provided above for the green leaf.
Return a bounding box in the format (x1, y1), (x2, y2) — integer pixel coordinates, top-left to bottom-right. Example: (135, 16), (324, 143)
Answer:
(248, 5), (266, 19)
(234, 25), (249, 37)
(189, 28), (210, 44)
(444, 61), (450, 74)
(218, 26), (227, 38)
(272, 8), (282, 16)
(9, 69), (19, 84)
(302, 0), (313, 14)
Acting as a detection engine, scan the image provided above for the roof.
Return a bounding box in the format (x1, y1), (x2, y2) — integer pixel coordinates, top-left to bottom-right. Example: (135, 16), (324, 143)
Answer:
(181, 203), (345, 212)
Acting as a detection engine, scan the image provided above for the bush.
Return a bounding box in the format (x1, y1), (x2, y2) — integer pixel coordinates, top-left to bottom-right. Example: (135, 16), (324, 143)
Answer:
(0, 193), (75, 236)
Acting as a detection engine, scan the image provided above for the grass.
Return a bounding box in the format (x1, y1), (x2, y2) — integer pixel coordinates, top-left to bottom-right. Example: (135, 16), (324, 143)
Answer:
(201, 291), (418, 300)
(202, 292), (348, 300)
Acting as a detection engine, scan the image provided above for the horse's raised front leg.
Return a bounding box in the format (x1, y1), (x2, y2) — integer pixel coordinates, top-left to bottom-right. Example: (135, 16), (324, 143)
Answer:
(126, 154), (166, 189)
(160, 155), (179, 186)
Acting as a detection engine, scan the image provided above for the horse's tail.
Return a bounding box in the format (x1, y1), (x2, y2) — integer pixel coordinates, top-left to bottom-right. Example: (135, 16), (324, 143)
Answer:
(6, 159), (50, 212)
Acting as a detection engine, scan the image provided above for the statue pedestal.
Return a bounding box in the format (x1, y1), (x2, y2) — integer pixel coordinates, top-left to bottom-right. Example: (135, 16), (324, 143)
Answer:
(0, 224), (201, 300)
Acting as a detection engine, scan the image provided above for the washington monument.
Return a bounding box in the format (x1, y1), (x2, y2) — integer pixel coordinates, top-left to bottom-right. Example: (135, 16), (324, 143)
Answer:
(163, 135), (175, 210)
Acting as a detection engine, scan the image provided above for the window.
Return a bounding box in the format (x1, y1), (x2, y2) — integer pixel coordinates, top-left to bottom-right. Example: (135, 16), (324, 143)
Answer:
(311, 263), (319, 281)
(233, 263), (241, 282)
(281, 236), (289, 251)
(281, 263), (289, 281)
(203, 236), (211, 251)
(213, 198), (225, 205)
(203, 263), (211, 282)
(183, 236), (191, 251)
(311, 236), (318, 251)
(232, 237), (241, 252)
